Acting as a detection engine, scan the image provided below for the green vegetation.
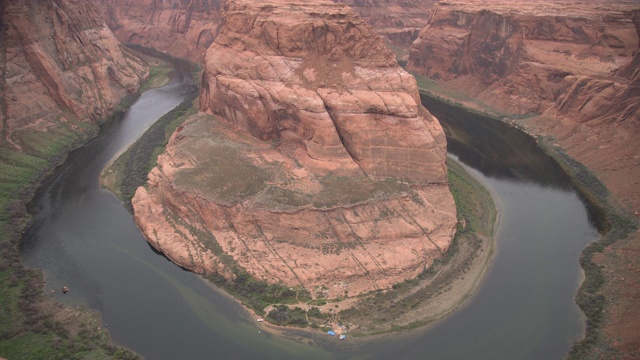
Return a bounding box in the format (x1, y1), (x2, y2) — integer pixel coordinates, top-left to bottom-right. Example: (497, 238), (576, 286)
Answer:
(0, 116), (142, 360)
(538, 141), (638, 360)
(339, 157), (496, 336)
(139, 65), (172, 93)
(266, 306), (309, 327)
(412, 72), (637, 358)
(0, 48), (179, 359)
(102, 91), (199, 208)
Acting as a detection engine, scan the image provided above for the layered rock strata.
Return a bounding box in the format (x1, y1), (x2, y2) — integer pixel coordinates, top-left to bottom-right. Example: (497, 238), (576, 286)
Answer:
(408, 0), (640, 354)
(407, 0), (640, 214)
(332, 0), (438, 60)
(99, 0), (221, 63)
(1, 0), (148, 149)
(408, 0), (639, 114)
(133, 0), (456, 300)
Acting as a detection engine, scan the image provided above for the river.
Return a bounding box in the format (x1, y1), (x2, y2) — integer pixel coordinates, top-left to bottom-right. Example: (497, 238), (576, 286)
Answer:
(21, 62), (599, 359)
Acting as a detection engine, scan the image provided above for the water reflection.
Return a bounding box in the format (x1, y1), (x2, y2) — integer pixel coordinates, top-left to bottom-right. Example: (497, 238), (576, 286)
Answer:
(20, 63), (600, 359)
(422, 95), (573, 189)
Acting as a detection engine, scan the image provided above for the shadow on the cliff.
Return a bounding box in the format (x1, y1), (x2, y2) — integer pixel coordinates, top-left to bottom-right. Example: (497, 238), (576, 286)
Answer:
(146, 242), (194, 272)
(420, 93), (607, 232)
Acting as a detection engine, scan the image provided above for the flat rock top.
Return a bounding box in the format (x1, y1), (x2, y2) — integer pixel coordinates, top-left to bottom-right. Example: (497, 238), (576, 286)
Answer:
(439, 0), (640, 17)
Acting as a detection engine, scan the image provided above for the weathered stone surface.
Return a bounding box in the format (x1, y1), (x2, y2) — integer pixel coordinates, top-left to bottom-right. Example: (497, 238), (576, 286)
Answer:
(332, 0), (438, 60)
(407, 0), (640, 354)
(0, 0), (148, 149)
(408, 0), (639, 115)
(133, 0), (456, 301)
(98, 0), (221, 63)
(201, 0), (448, 181)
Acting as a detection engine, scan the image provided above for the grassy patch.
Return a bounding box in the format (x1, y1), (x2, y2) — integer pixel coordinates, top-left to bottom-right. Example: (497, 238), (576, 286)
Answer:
(139, 64), (172, 93)
(102, 91), (199, 209)
(537, 141), (638, 359)
(0, 48), (180, 359)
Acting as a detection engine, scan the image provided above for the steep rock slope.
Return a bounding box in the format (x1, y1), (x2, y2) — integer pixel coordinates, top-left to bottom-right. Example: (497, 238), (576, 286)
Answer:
(1, 0), (148, 150)
(408, 0), (640, 355)
(0, 0), (147, 357)
(133, 0), (456, 301)
(407, 0), (640, 213)
(408, 0), (638, 114)
(99, 0), (221, 63)
(332, 0), (438, 60)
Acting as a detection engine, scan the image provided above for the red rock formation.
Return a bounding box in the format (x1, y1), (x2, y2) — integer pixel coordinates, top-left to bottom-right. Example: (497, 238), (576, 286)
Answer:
(1, 0), (148, 149)
(408, 0), (640, 355)
(133, 0), (456, 301)
(333, 0), (438, 58)
(98, 0), (221, 63)
(408, 0), (639, 114)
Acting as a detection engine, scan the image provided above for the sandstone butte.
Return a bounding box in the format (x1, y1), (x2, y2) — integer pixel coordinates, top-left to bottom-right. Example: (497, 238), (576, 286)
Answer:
(132, 0), (457, 304)
(0, 0), (148, 149)
(407, 0), (640, 354)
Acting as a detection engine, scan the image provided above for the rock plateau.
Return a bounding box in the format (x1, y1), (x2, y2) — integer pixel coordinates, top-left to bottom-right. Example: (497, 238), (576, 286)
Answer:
(132, 0), (456, 302)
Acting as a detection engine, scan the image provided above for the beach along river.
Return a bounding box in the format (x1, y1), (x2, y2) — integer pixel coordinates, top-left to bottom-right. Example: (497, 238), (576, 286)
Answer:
(21, 61), (600, 359)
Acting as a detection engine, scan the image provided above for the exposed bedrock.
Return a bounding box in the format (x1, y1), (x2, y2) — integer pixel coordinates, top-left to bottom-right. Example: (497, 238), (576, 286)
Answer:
(133, 0), (456, 300)
(332, 0), (438, 58)
(98, 0), (221, 63)
(408, 1), (640, 353)
(0, 0), (148, 149)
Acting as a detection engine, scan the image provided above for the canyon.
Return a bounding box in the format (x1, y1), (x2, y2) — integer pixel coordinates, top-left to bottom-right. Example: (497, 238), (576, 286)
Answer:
(98, 0), (221, 63)
(0, 0), (149, 357)
(408, 0), (640, 356)
(1, 0), (638, 358)
(97, 0), (438, 65)
(132, 0), (456, 304)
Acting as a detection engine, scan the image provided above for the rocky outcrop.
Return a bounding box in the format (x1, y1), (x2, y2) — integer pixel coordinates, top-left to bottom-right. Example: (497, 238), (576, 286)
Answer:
(133, 0), (456, 301)
(1, 0), (148, 150)
(407, 1), (640, 212)
(408, 0), (639, 115)
(408, 1), (640, 355)
(98, 0), (221, 63)
(332, 0), (438, 60)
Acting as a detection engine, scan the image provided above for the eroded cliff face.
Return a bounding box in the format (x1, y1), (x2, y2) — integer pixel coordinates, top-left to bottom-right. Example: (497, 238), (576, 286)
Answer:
(332, 0), (438, 60)
(407, 1), (640, 211)
(0, 0), (148, 150)
(99, 0), (221, 63)
(133, 0), (456, 301)
(408, 1), (640, 354)
(408, 0), (639, 114)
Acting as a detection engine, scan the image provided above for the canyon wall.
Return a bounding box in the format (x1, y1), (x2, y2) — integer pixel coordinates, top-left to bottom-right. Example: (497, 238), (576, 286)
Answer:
(407, 0), (640, 211)
(408, 0), (640, 355)
(99, 0), (221, 63)
(0, 0), (148, 150)
(408, 0), (639, 114)
(133, 0), (456, 302)
(333, 0), (438, 59)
